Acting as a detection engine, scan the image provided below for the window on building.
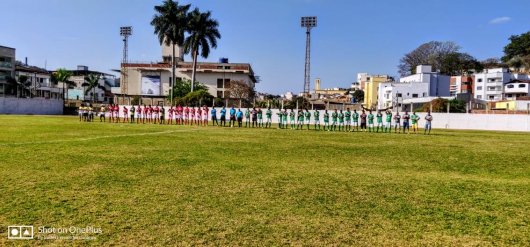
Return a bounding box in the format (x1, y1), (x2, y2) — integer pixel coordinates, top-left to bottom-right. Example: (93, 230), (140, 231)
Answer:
(217, 66), (223, 69)
(366, 77), (370, 81)
(477, 79), (482, 82)
(217, 91), (223, 98)
(462, 90), (468, 93)
(423, 92), (426, 97)
(225, 66), (231, 70)
(477, 86), (482, 90)
(396, 93), (402, 97)
(488, 95), (494, 100)
(412, 94), (418, 98)
(217, 79), (224, 88)
(506, 94), (512, 97)
(519, 84), (526, 88)
(477, 95), (482, 99)
(507, 85), (514, 88)
(407, 93), (409, 96)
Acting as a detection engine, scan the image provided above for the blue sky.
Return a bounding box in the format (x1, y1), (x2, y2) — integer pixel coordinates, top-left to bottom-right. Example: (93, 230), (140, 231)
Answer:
(1, 0), (529, 95)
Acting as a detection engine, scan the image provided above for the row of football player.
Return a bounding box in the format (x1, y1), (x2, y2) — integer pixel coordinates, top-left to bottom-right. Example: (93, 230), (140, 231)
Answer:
(84, 105), (434, 134)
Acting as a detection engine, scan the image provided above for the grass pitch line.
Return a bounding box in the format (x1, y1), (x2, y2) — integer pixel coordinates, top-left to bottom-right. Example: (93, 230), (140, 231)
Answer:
(0, 129), (197, 146)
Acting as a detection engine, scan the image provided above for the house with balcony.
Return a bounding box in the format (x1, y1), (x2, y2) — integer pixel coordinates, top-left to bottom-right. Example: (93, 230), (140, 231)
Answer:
(450, 76), (474, 96)
(54, 65), (116, 106)
(0, 45), (15, 96)
(504, 79), (530, 100)
(15, 64), (62, 100)
(474, 68), (530, 101)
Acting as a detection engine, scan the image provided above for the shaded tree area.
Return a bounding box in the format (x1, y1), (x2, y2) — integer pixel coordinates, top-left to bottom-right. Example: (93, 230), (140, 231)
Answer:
(166, 79), (216, 106)
(352, 90), (364, 103)
(223, 79), (256, 108)
(417, 98), (467, 113)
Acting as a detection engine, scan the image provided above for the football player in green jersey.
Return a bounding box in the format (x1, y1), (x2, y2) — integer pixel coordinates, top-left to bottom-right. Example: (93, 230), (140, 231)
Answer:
(289, 109), (296, 129)
(376, 110), (383, 133)
(323, 110), (330, 131)
(305, 109), (311, 130)
(352, 109), (359, 132)
(244, 108), (250, 128)
(257, 109), (263, 128)
(313, 109), (321, 130)
(345, 108), (352, 132)
(296, 110), (304, 130)
(281, 109), (288, 129)
(384, 109), (392, 133)
(368, 110), (375, 132)
(331, 109), (338, 131)
(338, 110), (345, 131)
(276, 108), (283, 129)
(265, 107), (272, 128)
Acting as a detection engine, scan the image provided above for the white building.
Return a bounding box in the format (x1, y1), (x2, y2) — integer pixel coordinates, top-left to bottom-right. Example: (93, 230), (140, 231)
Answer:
(504, 79), (530, 100)
(377, 65), (451, 109)
(56, 65), (116, 105)
(284, 92), (294, 100)
(474, 68), (529, 101)
(16, 64), (62, 100)
(112, 44), (257, 105)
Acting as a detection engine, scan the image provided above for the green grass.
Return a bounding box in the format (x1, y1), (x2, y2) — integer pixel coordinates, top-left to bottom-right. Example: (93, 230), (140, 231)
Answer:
(1, 115), (530, 246)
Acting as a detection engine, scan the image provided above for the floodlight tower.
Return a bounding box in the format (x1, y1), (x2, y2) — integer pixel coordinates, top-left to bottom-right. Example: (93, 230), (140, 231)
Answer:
(120, 26), (132, 104)
(301, 16), (317, 97)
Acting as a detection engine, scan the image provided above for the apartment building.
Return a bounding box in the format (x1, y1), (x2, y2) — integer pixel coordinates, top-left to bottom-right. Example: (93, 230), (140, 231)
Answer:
(0, 45), (15, 96)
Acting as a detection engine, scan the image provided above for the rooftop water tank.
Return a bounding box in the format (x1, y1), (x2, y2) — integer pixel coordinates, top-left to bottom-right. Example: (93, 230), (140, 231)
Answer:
(219, 57), (228, 63)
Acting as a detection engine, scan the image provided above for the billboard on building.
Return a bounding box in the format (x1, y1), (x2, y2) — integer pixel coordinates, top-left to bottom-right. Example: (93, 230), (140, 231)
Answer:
(141, 75), (160, 95)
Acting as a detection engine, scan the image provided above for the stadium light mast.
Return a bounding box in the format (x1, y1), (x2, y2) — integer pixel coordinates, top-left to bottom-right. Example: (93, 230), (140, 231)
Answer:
(120, 26), (132, 104)
(301, 16), (317, 98)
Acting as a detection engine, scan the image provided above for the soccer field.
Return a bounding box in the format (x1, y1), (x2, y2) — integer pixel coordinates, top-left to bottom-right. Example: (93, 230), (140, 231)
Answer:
(1, 115), (529, 246)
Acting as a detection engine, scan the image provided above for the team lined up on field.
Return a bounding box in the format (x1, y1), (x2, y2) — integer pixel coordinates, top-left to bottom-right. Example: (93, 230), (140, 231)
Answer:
(87, 104), (434, 134)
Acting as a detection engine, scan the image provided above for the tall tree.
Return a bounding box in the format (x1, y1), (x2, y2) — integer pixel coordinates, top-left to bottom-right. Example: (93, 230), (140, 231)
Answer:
(151, 0), (191, 103)
(501, 31), (530, 62)
(481, 57), (502, 69)
(56, 68), (75, 105)
(226, 80), (255, 102)
(440, 52), (483, 76)
(82, 74), (105, 103)
(398, 41), (461, 76)
(183, 8), (221, 92)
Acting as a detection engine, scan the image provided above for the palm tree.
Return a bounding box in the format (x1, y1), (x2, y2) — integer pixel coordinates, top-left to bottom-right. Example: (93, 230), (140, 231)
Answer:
(151, 0), (191, 102)
(56, 68), (75, 105)
(18, 75), (30, 98)
(82, 74), (106, 103)
(183, 8), (221, 92)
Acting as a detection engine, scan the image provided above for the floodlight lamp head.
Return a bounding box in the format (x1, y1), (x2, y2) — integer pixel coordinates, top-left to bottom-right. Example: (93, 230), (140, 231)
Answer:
(120, 26), (132, 37)
(301, 16), (317, 28)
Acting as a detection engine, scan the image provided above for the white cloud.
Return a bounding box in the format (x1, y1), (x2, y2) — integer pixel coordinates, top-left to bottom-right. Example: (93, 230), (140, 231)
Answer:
(489, 17), (511, 24)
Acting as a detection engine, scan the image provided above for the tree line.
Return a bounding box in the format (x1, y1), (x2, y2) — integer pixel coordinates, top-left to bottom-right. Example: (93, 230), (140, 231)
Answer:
(398, 30), (530, 76)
